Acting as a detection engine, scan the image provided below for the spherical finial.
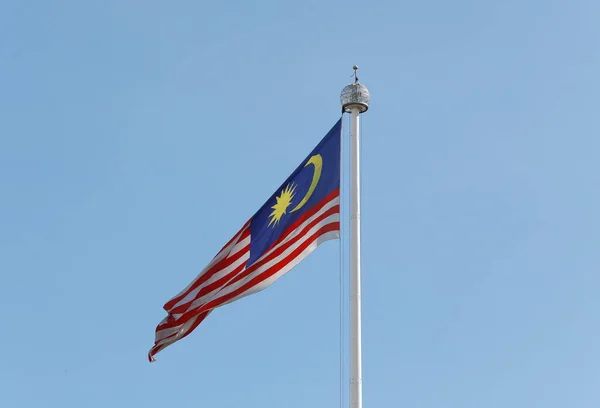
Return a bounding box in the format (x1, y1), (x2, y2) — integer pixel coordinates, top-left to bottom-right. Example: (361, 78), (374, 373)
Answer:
(341, 66), (370, 113)
(353, 65), (359, 71)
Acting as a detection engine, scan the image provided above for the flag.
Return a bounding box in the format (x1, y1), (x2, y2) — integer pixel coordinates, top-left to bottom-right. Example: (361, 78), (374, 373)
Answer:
(148, 119), (342, 361)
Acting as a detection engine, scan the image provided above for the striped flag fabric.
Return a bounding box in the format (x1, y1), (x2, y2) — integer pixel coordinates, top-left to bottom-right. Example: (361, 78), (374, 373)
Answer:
(148, 119), (342, 361)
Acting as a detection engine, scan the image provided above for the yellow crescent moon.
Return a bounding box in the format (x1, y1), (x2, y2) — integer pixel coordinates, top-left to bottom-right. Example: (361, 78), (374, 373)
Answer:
(291, 154), (322, 213)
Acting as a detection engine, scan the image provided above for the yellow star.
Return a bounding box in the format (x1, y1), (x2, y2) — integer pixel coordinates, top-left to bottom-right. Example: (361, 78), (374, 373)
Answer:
(268, 183), (296, 227)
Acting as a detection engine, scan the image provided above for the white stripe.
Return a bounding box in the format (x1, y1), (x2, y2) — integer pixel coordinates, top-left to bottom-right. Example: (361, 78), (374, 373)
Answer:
(171, 236), (251, 309)
(176, 197), (338, 308)
(185, 215), (339, 311)
(154, 316), (191, 342)
(253, 196), (339, 264)
(165, 226), (249, 302)
(173, 197), (340, 312)
(216, 230), (339, 307)
(155, 326), (179, 343)
(154, 229), (338, 346)
(153, 313), (201, 350)
(191, 236), (251, 288)
(158, 196), (340, 334)
(211, 218), (339, 302)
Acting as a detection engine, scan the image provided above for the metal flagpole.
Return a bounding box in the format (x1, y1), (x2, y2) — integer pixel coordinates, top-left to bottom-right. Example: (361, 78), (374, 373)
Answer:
(341, 66), (370, 408)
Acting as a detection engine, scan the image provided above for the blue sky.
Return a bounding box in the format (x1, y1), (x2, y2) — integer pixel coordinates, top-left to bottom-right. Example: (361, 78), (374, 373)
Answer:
(1, 0), (599, 407)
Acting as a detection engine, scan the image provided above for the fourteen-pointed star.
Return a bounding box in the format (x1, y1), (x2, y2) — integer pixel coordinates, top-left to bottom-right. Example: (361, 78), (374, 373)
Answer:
(268, 183), (296, 227)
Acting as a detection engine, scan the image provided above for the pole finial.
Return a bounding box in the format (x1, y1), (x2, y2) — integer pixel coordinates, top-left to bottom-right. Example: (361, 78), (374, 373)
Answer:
(341, 67), (370, 113)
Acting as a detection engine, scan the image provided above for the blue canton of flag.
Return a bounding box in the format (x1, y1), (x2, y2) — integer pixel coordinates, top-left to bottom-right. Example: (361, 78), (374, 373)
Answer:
(149, 119), (342, 361)
(248, 119), (341, 265)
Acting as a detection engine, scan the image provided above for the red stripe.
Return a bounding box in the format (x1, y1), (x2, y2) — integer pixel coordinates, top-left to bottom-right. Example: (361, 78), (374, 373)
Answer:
(151, 310), (211, 349)
(165, 221), (338, 329)
(200, 223), (339, 312)
(264, 189), (339, 256)
(165, 190), (338, 311)
(164, 226), (250, 310)
(155, 191), (340, 332)
(169, 203), (339, 317)
(149, 310), (211, 362)
(163, 227), (251, 310)
(169, 260), (247, 315)
(228, 205), (339, 287)
(153, 311), (208, 345)
(216, 220), (250, 254)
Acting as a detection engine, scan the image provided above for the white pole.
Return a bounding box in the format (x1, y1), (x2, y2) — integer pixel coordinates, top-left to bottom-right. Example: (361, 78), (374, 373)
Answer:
(341, 66), (369, 408)
(349, 106), (363, 408)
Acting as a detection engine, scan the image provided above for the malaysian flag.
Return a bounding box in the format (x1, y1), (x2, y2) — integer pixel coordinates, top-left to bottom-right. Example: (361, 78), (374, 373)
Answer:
(148, 119), (342, 361)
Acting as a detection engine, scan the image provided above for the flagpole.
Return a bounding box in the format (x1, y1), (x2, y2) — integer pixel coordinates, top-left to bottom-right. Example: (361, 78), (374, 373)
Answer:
(341, 66), (370, 408)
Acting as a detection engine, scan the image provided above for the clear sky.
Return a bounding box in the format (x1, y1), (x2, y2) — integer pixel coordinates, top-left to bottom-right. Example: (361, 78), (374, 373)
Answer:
(1, 0), (599, 407)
